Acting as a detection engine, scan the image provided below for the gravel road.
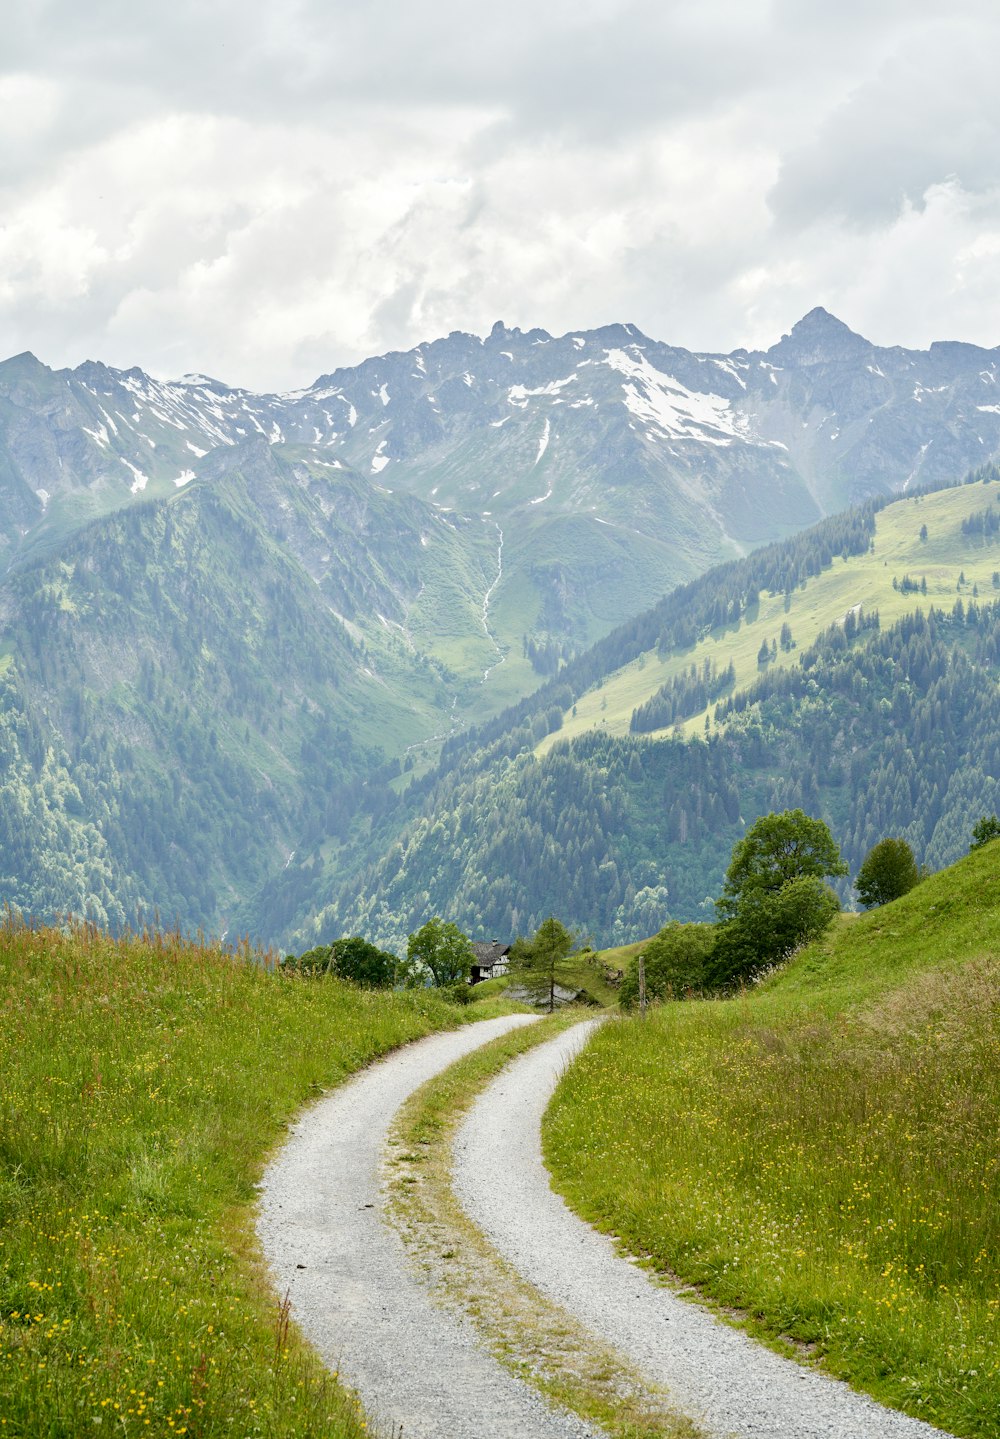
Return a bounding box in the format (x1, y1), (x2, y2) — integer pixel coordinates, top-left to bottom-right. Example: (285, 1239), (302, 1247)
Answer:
(257, 1015), (603, 1439)
(454, 1020), (952, 1439)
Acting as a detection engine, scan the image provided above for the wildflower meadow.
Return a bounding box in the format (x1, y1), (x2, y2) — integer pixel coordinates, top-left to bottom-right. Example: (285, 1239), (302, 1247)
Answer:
(0, 919), (469, 1436)
(544, 846), (1000, 1438)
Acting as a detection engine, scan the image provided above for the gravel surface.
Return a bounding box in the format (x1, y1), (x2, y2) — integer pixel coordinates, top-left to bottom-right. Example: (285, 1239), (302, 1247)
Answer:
(257, 1015), (604, 1439)
(454, 1020), (952, 1439)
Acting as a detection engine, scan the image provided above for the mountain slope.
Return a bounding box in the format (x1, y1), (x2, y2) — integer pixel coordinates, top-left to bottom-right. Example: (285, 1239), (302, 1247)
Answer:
(0, 444), (514, 933)
(544, 845), (1000, 1437)
(285, 473), (1000, 952)
(6, 313), (1000, 939)
(539, 474), (1000, 750)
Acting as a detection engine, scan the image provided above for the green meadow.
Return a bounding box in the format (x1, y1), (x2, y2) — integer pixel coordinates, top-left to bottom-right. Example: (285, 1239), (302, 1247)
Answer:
(0, 921), (512, 1437)
(544, 844), (1000, 1437)
(539, 480), (1000, 754)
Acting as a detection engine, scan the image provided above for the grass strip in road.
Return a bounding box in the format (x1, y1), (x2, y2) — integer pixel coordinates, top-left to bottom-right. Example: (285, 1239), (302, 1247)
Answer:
(0, 918), (522, 1438)
(385, 1013), (703, 1439)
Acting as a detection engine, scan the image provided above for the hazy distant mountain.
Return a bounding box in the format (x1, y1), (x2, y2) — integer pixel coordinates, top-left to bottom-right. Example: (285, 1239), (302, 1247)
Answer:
(3, 309), (1000, 938)
(6, 308), (1000, 661)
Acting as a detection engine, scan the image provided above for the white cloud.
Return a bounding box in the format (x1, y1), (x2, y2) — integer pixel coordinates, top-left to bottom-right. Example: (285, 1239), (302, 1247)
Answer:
(2, 2), (1000, 386)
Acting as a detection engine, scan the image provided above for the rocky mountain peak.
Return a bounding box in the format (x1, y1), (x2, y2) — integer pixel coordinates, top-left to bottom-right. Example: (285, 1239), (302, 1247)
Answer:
(767, 307), (871, 366)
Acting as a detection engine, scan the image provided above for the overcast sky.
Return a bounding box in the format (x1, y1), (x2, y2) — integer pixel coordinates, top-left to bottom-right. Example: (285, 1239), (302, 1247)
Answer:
(3, 0), (1000, 389)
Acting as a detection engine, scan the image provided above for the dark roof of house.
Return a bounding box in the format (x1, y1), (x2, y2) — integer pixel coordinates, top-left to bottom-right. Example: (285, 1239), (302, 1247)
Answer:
(471, 941), (510, 965)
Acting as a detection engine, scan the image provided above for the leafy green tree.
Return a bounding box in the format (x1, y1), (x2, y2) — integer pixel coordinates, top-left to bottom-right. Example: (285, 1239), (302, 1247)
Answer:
(283, 944), (334, 974)
(281, 937), (397, 988)
(330, 935), (397, 989)
(708, 810), (846, 988)
(717, 808), (847, 920)
(971, 814), (1000, 850)
(619, 922), (714, 1008)
(406, 916), (474, 986)
(510, 916), (578, 1012)
(855, 838), (920, 908)
(709, 875), (840, 990)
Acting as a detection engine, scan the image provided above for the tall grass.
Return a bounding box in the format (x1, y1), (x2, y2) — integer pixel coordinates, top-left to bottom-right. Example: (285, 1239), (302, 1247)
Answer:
(544, 847), (1000, 1438)
(0, 918), (472, 1436)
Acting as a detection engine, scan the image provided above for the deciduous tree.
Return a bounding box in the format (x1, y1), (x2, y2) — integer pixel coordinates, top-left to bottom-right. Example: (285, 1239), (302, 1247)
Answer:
(619, 922), (714, 1008)
(971, 814), (1000, 850)
(406, 916), (474, 986)
(855, 837), (920, 908)
(708, 810), (846, 988)
(330, 935), (398, 989)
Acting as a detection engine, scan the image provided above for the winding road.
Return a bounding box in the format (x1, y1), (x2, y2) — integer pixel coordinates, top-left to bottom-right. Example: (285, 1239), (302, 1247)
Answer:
(258, 1016), (952, 1439)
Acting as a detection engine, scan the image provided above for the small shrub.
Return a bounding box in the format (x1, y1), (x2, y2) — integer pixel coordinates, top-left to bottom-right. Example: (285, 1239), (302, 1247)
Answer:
(619, 922), (715, 1008)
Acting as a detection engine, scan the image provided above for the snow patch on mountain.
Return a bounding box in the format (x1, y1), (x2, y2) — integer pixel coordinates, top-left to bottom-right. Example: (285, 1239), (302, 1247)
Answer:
(121, 458), (148, 494)
(709, 357), (748, 389)
(534, 418), (551, 466)
(604, 349), (743, 446)
(507, 375), (577, 407)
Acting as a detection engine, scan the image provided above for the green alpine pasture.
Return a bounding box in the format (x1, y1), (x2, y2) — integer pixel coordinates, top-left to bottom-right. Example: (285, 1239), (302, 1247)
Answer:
(546, 844), (1000, 1438)
(0, 920), (512, 1437)
(540, 480), (1000, 753)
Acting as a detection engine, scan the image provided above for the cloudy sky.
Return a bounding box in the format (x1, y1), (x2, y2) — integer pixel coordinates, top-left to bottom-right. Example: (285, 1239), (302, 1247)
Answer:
(3, 0), (1000, 389)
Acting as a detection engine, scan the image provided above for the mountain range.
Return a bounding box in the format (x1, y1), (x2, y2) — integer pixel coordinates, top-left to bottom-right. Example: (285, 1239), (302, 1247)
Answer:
(8, 306), (1000, 663)
(2, 308), (1000, 943)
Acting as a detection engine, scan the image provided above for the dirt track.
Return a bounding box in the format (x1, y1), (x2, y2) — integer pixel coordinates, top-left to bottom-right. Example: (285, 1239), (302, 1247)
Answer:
(259, 1014), (952, 1439)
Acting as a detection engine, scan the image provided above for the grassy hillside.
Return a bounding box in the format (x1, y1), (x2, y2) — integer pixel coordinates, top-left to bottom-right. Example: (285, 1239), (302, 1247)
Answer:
(544, 844), (1000, 1437)
(0, 920), (508, 1436)
(539, 479), (1000, 753)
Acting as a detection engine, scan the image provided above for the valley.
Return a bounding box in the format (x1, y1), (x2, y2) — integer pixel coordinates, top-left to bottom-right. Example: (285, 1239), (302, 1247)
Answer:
(4, 312), (1000, 944)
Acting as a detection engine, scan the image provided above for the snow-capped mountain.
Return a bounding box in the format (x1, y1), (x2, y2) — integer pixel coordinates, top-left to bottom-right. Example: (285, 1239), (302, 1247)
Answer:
(3, 307), (1000, 655)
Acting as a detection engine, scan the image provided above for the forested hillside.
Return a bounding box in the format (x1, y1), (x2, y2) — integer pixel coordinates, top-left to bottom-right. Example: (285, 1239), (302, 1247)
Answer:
(286, 475), (1000, 953)
(0, 451), (478, 931)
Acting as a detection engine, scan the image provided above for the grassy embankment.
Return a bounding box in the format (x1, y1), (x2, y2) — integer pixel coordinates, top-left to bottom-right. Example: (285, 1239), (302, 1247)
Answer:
(544, 845), (1000, 1438)
(0, 920), (516, 1436)
(538, 479), (1000, 754)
